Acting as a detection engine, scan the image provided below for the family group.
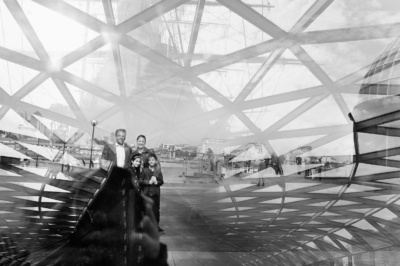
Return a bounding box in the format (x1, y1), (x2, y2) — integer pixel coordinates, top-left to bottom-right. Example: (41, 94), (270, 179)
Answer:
(100, 129), (165, 233)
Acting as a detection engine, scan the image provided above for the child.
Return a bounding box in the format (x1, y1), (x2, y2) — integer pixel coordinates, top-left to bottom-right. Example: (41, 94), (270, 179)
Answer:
(139, 153), (165, 234)
(127, 154), (143, 230)
(127, 154), (142, 192)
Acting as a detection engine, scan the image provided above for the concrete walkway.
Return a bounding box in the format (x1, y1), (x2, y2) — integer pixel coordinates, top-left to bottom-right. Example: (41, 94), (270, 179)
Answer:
(160, 183), (243, 266)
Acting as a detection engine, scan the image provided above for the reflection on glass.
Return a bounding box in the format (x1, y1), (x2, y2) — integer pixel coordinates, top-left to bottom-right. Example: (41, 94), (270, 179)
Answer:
(2, 1), (400, 265)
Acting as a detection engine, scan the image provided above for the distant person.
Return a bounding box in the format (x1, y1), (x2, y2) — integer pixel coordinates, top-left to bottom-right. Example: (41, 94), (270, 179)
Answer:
(296, 157), (302, 175)
(65, 164), (70, 173)
(140, 153), (165, 234)
(271, 152), (279, 175)
(131, 135), (156, 169)
(100, 129), (132, 172)
(305, 156), (311, 177)
(270, 153), (284, 176)
(246, 160), (251, 172)
(220, 165), (226, 179)
(23, 159), (30, 167)
(257, 158), (270, 186)
(278, 155), (285, 175)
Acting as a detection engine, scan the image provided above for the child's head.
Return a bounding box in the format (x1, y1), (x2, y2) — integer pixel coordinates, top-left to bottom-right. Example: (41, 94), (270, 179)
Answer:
(131, 154), (142, 168)
(148, 153), (158, 167)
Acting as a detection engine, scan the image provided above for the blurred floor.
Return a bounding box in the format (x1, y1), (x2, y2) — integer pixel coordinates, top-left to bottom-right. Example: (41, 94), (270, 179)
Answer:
(160, 183), (243, 266)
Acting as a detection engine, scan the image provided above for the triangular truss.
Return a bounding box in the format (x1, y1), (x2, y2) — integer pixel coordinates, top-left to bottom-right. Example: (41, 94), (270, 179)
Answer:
(0, 0), (398, 146)
(1, 0), (400, 265)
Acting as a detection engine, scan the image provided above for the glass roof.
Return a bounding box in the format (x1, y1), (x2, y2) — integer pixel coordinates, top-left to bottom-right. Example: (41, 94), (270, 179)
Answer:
(1, 0), (400, 265)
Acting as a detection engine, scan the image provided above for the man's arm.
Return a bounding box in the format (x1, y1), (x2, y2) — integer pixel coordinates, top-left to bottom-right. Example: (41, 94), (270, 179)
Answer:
(100, 145), (112, 171)
(124, 145), (132, 168)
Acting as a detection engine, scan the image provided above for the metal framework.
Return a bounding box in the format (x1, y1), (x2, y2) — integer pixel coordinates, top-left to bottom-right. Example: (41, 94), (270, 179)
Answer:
(1, 0), (400, 265)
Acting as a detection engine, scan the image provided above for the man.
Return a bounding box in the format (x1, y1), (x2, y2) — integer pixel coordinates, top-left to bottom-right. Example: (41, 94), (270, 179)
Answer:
(257, 158), (270, 186)
(278, 154), (285, 176)
(100, 129), (132, 171)
(296, 156), (302, 175)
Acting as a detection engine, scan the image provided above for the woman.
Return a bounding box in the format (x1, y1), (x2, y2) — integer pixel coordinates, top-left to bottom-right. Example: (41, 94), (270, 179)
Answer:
(131, 135), (155, 169)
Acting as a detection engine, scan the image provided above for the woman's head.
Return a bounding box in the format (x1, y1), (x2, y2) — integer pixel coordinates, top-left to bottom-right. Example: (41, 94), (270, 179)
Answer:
(136, 135), (146, 149)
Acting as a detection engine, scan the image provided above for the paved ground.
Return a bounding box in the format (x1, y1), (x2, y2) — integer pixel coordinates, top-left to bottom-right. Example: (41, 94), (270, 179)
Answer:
(159, 183), (243, 266)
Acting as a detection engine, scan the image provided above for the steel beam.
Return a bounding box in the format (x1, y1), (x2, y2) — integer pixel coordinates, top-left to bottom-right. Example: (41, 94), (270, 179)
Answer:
(185, 0), (206, 67)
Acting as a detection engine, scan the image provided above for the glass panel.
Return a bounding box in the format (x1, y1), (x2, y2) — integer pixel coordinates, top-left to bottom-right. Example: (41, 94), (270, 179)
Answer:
(352, 95), (400, 122)
(2, 1), (400, 265)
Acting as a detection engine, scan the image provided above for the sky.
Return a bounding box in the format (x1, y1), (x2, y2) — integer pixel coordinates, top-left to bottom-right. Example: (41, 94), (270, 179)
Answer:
(0, 0), (400, 150)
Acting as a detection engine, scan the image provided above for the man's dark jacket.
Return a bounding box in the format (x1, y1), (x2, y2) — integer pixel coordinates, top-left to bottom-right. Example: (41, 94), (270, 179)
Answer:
(100, 142), (131, 171)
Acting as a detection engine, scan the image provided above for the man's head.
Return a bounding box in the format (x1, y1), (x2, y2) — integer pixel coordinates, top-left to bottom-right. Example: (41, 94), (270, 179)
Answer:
(137, 134), (146, 149)
(115, 129), (127, 145)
